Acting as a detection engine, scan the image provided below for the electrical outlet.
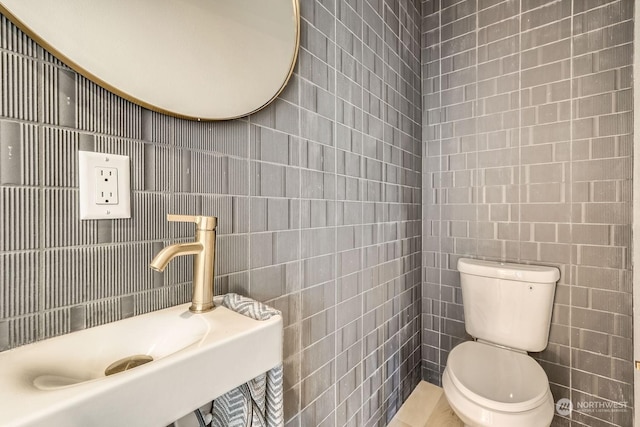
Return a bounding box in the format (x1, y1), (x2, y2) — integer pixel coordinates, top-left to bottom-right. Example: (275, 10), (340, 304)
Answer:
(79, 151), (131, 219)
(95, 167), (119, 204)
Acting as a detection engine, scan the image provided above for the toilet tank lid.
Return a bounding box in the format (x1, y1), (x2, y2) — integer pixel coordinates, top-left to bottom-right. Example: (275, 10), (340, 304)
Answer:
(457, 258), (560, 283)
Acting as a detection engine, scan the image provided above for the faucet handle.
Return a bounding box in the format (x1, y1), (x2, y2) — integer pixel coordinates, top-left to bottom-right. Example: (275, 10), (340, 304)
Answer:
(167, 214), (217, 231)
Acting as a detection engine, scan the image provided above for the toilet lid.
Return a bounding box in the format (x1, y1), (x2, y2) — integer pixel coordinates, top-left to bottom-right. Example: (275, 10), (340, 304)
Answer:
(446, 341), (550, 412)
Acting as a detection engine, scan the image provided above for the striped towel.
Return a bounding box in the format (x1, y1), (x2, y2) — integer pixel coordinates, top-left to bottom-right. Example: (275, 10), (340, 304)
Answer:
(209, 294), (284, 427)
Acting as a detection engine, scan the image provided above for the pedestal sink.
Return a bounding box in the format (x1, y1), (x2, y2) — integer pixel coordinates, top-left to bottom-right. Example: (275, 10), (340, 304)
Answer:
(0, 301), (283, 427)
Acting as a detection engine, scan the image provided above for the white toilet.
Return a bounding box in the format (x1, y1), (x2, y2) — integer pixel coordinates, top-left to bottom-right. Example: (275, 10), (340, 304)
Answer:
(442, 258), (560, 427)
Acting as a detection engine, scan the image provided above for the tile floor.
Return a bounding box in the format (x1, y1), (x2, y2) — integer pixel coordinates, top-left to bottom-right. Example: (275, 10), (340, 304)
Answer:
(389, 381), (464, 427)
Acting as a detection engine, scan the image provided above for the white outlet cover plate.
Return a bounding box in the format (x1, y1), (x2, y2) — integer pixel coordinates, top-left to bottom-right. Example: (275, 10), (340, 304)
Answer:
(78, 151), (131, 219)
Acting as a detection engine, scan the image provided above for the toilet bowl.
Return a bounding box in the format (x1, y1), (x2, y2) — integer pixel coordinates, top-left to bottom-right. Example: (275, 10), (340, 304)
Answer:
(442, 341), (554, 427)
(442, 258), (560, 427)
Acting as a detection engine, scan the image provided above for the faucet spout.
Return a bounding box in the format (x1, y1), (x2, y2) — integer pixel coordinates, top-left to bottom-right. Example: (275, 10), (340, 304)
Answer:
(149, 242), (203, 272)
(150, 215), (218, 313)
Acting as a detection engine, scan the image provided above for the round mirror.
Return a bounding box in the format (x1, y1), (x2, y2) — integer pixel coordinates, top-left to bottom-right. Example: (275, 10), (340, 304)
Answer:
(0, 0), (299, 120)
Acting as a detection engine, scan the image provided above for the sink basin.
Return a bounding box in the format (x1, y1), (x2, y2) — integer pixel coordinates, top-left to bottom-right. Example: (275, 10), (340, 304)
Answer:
(0, 301), (283, 427)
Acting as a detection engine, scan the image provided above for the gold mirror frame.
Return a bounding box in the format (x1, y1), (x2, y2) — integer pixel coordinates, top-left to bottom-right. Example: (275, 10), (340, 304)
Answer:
(0, 0), (300, 121)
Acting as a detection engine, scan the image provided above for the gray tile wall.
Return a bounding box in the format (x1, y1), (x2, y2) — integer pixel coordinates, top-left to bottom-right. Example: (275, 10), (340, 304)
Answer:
(421, 0), (633, 426)
(0, 0), (423, 424)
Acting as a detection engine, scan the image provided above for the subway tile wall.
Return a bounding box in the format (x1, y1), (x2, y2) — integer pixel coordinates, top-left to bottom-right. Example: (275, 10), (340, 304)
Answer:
(0, 0), (423, 425)
(421, 0), (633, 426)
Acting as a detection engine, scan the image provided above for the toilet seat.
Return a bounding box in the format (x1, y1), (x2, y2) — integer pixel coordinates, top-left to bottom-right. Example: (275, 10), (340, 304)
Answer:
(446, 341), (550, 413)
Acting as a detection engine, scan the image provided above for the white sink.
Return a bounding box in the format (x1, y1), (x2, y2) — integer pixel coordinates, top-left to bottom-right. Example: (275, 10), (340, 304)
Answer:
(0, 301), (283, 427)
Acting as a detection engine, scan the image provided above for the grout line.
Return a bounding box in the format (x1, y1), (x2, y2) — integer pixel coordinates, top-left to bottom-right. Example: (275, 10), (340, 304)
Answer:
(518, 0), (522, 262)
(37, 73), (46, 340)
(333, 0), (338, 423)
(295, 20), (304, 426)
(473, 0), (478, 263)
(359, 0), (366, 423)
(568, 0), (574, 412)
(246, 117), (252, 297)
(437, 0), (444, 381)
(516, 0), (524, 262)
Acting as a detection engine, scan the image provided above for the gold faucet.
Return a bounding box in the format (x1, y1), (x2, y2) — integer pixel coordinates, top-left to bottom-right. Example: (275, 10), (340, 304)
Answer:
(150, 214), (218, 313)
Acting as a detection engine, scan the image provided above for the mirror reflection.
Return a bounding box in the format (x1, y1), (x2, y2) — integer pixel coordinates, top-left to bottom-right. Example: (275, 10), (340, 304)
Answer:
(0, 0), (300, 120)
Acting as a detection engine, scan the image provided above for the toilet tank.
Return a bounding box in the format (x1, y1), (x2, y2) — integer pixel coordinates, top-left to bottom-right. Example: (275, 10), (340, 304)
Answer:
(457, 258), (560, 352)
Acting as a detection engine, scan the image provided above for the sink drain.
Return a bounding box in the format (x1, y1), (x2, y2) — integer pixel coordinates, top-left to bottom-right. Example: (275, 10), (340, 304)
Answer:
(105, 355), (153, 376)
